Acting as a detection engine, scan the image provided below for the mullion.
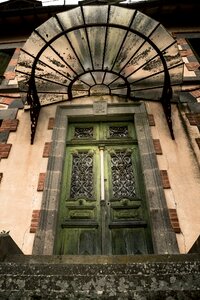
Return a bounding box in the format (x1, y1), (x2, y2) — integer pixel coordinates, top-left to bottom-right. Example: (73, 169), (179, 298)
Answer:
(101, 71), (106, 85)
(102, 5), (111, 72)
(118, 23), (161, 76)
(129, 61), (184, 84)
(110, 9), (138, 72)
(128, 68), (164, 84)
(55, 15), (85, 73)
(17, 67), (70, 88)
(126, 40), (177, 78)
(107, 75), (122, 87)
(80, 5), (95, 72)
(131, 81), (181, 92)
(34, 74), (69, 87)
(34, 29), (78, 77)
(20, 48), (72, 82)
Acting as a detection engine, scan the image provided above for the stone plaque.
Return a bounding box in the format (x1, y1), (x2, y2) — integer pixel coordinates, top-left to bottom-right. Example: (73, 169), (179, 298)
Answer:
(93, 101), (107, 115)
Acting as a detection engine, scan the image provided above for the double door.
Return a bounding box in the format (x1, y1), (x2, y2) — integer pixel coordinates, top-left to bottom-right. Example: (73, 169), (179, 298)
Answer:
(55, 121), (153, 255)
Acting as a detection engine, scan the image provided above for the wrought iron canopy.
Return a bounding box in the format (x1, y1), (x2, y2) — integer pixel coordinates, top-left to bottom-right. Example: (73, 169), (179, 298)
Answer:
(16, 5), (183, 143)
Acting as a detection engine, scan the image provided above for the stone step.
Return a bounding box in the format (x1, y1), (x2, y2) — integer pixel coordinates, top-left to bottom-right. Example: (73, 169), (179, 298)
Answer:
(0, 254), (200, 299)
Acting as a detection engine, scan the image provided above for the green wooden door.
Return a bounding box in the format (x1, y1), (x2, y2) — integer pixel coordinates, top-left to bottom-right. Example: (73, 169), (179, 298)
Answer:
(55, 122), (153, 255)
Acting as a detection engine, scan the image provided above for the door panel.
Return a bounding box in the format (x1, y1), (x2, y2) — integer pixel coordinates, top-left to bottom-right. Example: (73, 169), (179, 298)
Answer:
(56, 145), (101, 255)
(112, 228), (148, 255)
(106, 147), (138, 199)
(55, 121), (152, 255)
(105, 146), (149, 255)
(59, 228), (98, 255)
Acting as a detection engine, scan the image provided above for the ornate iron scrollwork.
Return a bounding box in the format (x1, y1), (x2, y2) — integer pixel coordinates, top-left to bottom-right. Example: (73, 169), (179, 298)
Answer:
(110, 150), (136, 199)
(74, 127), (93, 139)
(70, 151), (94, 199)
(109, 126), (128, 138)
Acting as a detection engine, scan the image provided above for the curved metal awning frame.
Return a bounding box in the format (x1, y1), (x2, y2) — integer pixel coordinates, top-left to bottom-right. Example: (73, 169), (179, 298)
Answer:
(16, 5), (184, 143)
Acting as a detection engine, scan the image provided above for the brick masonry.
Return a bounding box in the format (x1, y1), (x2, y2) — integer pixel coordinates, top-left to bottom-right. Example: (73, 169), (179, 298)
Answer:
(0, 144), (12, 159)
(43, 142), (52, 158)
(190, 90), (200, 98)
(179, 49), (193, 57)
(160, 170), (171, 189)
(0, 119), (19, 132)
(9, 58), (18, 67)
(3, 48), (19, 81)
(0, 49), (22, 152)
(147, 114), (155, 126)
(153, 139), (163, 155)
(185, 62), (200, 71)
(30, 210), (41, 234)
(177, 37), (200, 112)
(185, 113), (200, 126)
(195, 138), (200, 149)
(0, 173), (3, 183)
(4, 71), (15, 81)
(176, 38), (187, 46)
(48, 118), (55, 130)
(37, 173), (46, 191)
(169, 208), (181, 234)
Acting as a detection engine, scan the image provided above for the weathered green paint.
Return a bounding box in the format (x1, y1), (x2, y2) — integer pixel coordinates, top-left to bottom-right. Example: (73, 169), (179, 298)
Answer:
(55, 121), (153, 255)
(33, 102), (178, 255)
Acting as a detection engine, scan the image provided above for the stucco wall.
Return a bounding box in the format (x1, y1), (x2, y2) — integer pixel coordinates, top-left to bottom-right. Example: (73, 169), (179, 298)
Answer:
(0, 98), (200, 254)
(0, 105), (56, 254)
(147, 102), (200, 253)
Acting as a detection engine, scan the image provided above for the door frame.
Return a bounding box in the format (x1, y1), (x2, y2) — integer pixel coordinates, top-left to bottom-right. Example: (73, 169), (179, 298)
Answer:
(56, 121), (153, 255)
(33, 99), (179, 255)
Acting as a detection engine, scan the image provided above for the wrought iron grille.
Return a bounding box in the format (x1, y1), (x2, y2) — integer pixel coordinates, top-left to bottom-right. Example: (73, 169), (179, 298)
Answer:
(74, 127), (93, 139)
(70, 151), (94, 199)
(109, 126), (128, 138)
(110, 150), (136, 199)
